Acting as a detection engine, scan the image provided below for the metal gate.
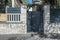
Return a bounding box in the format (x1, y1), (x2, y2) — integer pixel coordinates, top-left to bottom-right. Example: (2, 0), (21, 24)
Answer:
(50, 8), (60, 34)
(27, 11), (44, 33)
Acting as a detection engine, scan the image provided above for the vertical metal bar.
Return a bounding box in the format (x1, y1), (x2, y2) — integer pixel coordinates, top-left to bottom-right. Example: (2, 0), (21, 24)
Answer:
(19, 14), (20, 21)
(12, 15), (13, 21)
(13, 14), (14, 21)
(9, 14), (10, 21)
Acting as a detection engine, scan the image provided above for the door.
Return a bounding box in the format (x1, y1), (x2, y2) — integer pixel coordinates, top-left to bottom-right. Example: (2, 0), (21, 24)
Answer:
(27, 11), (44, 33)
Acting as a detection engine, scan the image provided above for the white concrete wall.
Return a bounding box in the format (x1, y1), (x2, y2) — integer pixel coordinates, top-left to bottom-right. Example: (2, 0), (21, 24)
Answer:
(48, 23), (60, 34)
(20, 5), (27, 34)
(0, 24), (26, 34)
(44, 5), (50, 34)
(0, 5), (27, 34)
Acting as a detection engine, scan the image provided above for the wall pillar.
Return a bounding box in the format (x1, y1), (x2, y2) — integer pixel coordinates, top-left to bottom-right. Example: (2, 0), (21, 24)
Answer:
(20, 5), (27, 34)
(44, 5), (50, 34)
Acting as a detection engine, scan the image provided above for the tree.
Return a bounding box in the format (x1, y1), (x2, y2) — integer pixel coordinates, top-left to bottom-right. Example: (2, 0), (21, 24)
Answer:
(22, 0), (29, 5)
(44, 0), (57, 7)
(19, 0), (23, 3)
(56, 0), (60, 8)
(7, 0), (12, 7)
(21, 0), (33, 11)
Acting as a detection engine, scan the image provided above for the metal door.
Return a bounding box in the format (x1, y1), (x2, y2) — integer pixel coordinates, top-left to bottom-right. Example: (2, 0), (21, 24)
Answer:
(27, 11), (44, 33)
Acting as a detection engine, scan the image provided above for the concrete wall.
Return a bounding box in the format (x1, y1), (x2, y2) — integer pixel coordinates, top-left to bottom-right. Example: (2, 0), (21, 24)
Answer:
(0, 24), (26, 34)
(47, 23), (60, 34)
(0, 5), (27, 34)
(44, 5), (50, 34)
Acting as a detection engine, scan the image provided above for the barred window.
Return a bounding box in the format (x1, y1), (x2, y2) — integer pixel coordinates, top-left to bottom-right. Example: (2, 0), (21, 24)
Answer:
(7, 14), (20, 22)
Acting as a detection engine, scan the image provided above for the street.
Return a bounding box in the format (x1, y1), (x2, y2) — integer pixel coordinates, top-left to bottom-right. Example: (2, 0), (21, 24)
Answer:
(0, 34), (60, 40)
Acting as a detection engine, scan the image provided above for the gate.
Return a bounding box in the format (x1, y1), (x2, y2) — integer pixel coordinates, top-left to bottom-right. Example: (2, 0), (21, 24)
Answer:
(27, 11), (44, 33)
(50, 8), (60, 34)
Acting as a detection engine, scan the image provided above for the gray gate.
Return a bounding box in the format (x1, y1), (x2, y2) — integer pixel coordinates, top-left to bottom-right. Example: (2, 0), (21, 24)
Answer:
(27, 11), (44, 33)
(50, 8), (60, 34)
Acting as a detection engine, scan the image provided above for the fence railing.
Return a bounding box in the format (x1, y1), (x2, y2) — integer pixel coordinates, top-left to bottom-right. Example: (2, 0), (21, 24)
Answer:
(7, 14), (20, 22)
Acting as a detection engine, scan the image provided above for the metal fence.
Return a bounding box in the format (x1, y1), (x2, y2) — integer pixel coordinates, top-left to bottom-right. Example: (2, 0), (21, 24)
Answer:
(7, 13), (20, 22)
